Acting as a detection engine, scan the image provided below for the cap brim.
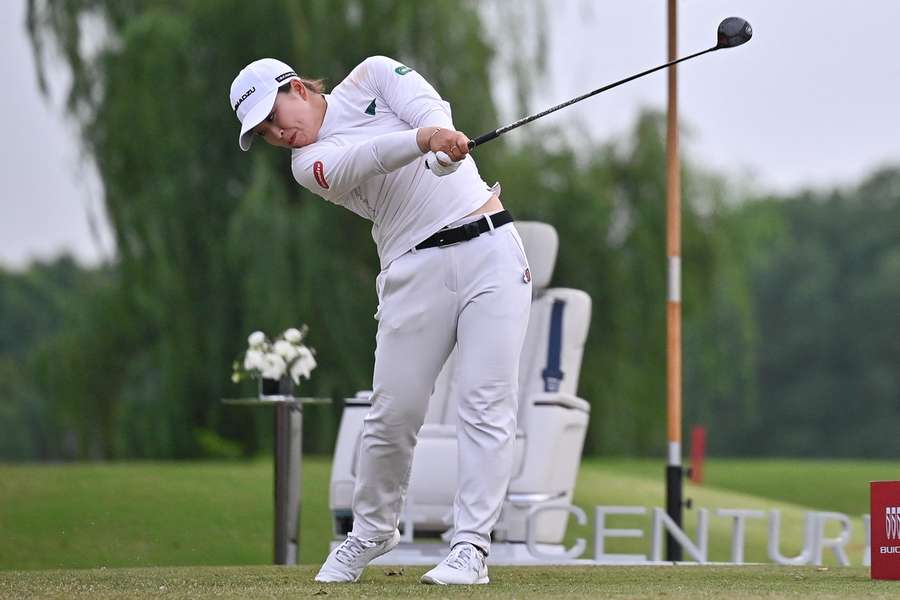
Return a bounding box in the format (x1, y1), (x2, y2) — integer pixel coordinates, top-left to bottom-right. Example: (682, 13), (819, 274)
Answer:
(238, 88), (278, 151)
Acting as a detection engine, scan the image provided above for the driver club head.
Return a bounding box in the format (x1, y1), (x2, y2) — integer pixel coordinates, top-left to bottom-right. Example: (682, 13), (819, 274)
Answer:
(716, 17), (753, 49)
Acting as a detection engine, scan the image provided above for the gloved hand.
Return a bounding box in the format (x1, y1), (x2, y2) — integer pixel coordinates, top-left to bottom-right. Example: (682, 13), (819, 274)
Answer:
(427, 151), (462, 177)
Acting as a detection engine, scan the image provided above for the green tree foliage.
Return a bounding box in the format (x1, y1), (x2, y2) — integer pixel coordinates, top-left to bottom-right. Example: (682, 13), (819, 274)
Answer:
(0, 258), (117, 458)
(10, 1), (897, 460)
(684, 169), (900, 457)
(23, 0), (505, 458)
(745, 171), (899, 456)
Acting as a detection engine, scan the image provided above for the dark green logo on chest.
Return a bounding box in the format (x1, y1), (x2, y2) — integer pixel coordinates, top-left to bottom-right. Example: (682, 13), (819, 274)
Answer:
(394, 65), (413, 75)
(365, 99), (376, 115)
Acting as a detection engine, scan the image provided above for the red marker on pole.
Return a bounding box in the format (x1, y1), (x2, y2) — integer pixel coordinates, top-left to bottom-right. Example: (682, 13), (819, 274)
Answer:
(690, 425), (707, 484)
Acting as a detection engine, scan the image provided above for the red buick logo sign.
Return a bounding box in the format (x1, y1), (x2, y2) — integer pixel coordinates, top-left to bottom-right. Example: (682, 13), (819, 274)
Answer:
(887, 506), (900, 541)
(871, 482), (900, 579)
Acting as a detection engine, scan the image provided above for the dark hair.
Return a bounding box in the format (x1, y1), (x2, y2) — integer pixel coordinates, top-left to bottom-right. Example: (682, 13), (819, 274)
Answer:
(279, 77), (326, 95)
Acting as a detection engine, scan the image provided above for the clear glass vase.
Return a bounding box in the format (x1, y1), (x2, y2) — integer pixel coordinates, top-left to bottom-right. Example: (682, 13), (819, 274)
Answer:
(259, 377), (295, 399)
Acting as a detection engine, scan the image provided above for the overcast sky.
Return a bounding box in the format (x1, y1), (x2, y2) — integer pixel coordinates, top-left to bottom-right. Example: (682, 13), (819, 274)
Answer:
(3, 1), (900, 269)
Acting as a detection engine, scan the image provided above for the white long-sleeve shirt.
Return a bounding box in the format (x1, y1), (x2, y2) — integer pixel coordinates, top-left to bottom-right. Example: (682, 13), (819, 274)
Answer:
(291, 55), (497, 269)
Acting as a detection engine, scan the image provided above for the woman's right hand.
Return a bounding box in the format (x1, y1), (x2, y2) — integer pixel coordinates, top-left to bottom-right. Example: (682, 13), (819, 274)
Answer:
(427, 151), (460, 177)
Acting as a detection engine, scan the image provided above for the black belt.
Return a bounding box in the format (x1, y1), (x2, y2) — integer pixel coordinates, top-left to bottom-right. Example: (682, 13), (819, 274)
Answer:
(415, 210), (513, 250)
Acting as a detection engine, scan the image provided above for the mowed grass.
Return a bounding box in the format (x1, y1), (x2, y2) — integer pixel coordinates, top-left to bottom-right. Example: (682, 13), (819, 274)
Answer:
(0, 458), (889, 572)
(0, 459), (332, 569)
(0, 565), (891, 600)
(593, 458), (900, 516)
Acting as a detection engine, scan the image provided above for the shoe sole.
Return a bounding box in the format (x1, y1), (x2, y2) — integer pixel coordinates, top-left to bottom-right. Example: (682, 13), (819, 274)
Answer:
(314, 570), (364, 583)
(420, 575), (490, 585)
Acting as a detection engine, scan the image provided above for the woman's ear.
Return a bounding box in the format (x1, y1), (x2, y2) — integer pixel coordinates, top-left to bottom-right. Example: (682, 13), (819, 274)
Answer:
(292, 79), (307, 99)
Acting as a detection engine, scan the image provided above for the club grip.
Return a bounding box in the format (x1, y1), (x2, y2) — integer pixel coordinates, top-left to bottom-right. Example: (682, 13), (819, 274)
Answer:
(468, 130), (500, 150)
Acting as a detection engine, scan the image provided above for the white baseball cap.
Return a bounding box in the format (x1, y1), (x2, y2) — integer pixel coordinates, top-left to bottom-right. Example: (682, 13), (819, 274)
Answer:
(229, 58), (301, 151)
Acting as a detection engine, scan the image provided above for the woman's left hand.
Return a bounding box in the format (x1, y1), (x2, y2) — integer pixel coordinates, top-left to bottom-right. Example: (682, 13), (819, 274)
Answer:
(440, 130), (471, 163)
(419, 127), (471, 162)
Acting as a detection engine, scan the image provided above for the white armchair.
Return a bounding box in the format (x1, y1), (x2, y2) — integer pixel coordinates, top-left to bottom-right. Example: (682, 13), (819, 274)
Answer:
(328, 221), (592, 547)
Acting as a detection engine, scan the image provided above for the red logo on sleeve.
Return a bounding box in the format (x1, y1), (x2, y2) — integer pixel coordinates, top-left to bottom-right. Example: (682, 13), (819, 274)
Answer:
(312, 161), (330, 190)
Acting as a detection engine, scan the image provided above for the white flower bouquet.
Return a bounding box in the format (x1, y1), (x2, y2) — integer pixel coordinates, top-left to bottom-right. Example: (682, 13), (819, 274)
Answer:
(232, 326), (317, 398)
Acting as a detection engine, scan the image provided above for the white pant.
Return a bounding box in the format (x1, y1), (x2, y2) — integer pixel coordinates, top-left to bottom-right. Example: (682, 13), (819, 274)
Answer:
(350, 218), (532, 554)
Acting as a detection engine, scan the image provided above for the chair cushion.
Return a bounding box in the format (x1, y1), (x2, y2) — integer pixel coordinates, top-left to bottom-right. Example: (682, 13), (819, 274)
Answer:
(409, 426), (526, 507)
(514, 221), (558, 292)
(517, 289), (591, 427)
(424, 288), (591, 428)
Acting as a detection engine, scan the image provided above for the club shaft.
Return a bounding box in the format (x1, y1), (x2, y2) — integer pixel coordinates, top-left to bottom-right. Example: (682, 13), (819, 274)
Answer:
(468, 45), (718, 149)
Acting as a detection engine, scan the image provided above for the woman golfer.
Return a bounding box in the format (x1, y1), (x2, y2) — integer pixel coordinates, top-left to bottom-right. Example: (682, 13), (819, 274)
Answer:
(230, 56), (531, 585)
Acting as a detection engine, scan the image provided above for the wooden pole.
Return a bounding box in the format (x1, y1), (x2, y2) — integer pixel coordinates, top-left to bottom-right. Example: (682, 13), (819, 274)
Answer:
(665, 0), (684, 562)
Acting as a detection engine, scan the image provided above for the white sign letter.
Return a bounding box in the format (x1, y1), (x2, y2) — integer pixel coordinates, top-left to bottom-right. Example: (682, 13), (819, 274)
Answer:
(716, 509), (765, 564)
(863, 514), (870, 567)
(767, 510), (815, 565)
(594, 506), (647, 563)
(812, 512), (851, 566)
(650, 507), (709, 563)
(526, 504), (587, 561)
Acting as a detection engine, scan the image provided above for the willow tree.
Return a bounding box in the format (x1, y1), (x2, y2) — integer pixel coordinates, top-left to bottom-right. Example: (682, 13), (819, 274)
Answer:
(27, 0), (743, 460)
(26, 0), (525, 457)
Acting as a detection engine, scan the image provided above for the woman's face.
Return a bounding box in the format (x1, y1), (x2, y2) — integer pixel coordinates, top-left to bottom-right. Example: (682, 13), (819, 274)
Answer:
(253, 80), (322, 149)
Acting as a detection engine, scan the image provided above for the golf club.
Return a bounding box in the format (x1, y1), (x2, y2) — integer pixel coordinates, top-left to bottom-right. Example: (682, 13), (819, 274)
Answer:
(467, 17), (752, 150)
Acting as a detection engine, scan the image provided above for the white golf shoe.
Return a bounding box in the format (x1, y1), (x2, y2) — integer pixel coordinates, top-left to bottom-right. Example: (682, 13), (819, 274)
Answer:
(314, 530), (400, 583)
(420, 543), (489, 585)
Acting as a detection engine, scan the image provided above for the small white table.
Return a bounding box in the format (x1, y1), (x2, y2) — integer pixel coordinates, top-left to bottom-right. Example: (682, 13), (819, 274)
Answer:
(221, 396), (332, 565)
